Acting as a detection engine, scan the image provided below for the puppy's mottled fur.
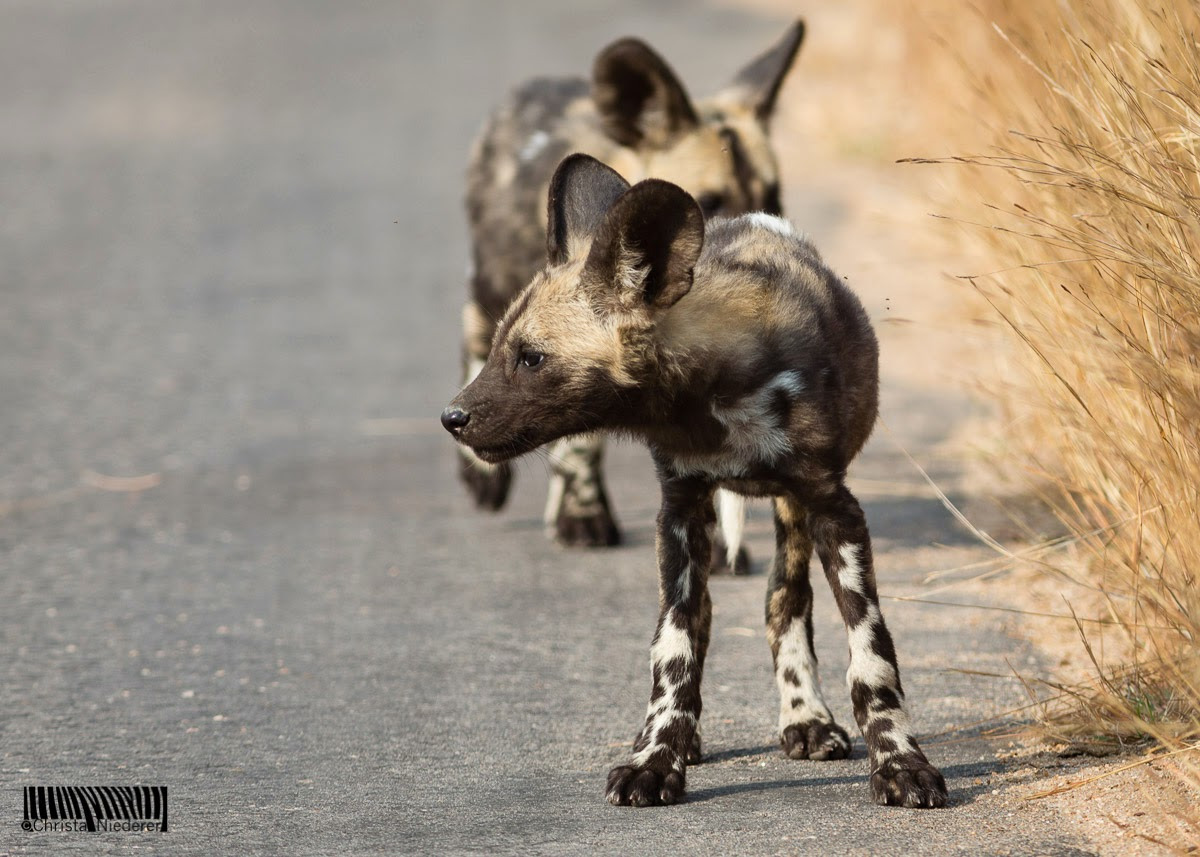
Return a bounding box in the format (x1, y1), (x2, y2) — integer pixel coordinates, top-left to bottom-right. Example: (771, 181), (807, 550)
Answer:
(442, 155), (948, 809)
(459, 22), (805, 567)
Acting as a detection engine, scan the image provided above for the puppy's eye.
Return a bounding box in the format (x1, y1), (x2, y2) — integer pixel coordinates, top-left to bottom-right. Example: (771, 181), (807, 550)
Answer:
(519, 350), (545, 369)
(697, 192), (725, 218)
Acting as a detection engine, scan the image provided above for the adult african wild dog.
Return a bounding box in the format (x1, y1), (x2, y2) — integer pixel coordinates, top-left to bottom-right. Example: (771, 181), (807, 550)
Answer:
(459, 21), (806, 569)
(441, 154), (948, 809)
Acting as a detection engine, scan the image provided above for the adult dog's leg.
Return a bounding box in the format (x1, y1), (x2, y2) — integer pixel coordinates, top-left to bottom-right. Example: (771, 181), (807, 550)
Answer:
(544, 433), (620, 547)
(457, 299), (511, 509)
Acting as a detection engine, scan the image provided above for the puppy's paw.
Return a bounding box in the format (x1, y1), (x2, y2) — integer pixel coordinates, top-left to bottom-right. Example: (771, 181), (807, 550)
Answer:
(870, 755), (948, 808)
(780, 720), (852, 761)
(605, 764), (686, 807)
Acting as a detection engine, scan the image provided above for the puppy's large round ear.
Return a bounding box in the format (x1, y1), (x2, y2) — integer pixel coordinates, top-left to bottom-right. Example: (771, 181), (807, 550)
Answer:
(729, 19), (805, 122)
(592, 38), (699, 149)
(546, 154), (631, 265)
(585, 179), (704, 311)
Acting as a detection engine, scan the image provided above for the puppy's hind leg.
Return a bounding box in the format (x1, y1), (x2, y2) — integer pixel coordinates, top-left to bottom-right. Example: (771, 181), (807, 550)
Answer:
(810, 484), (947, 808)
(767, 495), (851, 761)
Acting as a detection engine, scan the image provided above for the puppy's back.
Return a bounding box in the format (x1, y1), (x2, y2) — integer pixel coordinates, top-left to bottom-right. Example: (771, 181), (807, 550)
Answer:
(668, 214), (880, 466)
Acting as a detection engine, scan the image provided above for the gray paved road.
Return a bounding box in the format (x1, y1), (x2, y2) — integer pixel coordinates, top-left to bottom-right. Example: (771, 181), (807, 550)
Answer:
(2, 2), (1091, 855)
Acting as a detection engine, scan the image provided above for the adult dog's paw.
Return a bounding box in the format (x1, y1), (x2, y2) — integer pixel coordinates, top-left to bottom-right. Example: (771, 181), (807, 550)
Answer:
(458, 452), (511, 511)
(870, 756), (948, 808)
(605, 765), (686, 807)
(780, 720), (852, 761)
(555, 505), (620, 547)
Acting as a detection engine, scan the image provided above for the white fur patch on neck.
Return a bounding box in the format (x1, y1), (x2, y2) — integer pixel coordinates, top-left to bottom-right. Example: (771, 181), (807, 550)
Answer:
(669, 370), (804, 479)
(745, 211), (795, 236)
(713, 369), (803, 462)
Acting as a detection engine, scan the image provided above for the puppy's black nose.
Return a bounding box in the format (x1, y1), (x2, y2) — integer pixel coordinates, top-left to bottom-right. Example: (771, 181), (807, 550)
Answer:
(441, 407), (470, 434)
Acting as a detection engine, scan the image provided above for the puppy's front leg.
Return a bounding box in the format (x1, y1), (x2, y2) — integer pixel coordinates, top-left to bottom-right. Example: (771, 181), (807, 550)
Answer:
(606, 475), (714, 807)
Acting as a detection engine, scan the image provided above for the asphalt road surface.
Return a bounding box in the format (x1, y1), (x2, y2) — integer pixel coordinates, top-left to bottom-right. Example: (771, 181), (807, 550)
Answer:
(2, 2), (1092, 854)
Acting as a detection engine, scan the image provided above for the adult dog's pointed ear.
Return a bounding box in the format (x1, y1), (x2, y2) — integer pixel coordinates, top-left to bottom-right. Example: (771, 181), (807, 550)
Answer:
(546, 154), (631, 265)
(584, 179), (704, 311)
(728, 19), (805, 122)
(592, 38), (699, 149)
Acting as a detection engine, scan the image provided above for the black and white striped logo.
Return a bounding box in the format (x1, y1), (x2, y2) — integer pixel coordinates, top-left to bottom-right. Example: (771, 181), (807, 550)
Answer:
(22, 786), (167, 832)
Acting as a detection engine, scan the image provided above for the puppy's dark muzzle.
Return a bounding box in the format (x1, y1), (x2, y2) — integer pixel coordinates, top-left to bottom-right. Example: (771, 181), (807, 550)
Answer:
(441, 407), (470, 436)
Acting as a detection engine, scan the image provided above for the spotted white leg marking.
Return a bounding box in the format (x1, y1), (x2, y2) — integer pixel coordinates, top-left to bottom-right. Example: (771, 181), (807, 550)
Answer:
(814, 487), (947, 808)
(842, 545), (903, 691)
(545, 433), (619, 547)
(775, 620), (833, 730)
(631, 613), (697, 771)
(606, 478), (712, 807)
(767, 496), (851, 760)
(543, 473), (566, 529)
(546, 434), (601, 515)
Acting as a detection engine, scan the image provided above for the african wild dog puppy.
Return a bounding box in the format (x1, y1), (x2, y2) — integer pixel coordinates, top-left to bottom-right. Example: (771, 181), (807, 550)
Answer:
(459, 21), (806, 569)
(441, 154), (948, 809)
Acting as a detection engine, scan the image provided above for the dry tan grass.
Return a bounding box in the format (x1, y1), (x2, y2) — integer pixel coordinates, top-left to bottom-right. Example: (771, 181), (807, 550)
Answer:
(874, 0), (1200, 840)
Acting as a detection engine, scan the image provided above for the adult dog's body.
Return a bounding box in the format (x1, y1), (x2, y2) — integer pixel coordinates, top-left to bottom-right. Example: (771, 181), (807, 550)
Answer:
(458, 22), (805, 569)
